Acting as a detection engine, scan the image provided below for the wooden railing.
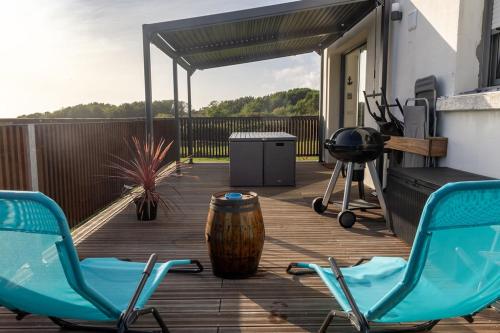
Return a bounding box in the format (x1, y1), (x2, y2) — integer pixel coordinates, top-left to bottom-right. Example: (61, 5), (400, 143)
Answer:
(0, 125), (31, 190)
(0, 119), (177, 228)
(1, 116), (317, 227)
(180, 116), (319, 158)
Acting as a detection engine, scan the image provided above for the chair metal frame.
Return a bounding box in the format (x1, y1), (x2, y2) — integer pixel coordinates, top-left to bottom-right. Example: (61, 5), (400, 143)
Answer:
(287, 257), (441, 333)
(11, 255), (203, 333)
(0, 191), (204, 332)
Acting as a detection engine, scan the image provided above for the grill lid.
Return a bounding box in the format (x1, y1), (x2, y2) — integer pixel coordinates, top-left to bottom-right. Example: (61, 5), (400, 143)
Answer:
(325, 127), (386, 163)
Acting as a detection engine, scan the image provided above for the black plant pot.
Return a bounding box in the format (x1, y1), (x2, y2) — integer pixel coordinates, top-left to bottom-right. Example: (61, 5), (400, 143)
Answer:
(134, 199), (158, 221)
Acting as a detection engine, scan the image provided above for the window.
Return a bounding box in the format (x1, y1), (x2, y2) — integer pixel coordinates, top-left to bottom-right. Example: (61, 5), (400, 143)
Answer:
(490, 33), (500, 86)
(489, 0), (500, 86)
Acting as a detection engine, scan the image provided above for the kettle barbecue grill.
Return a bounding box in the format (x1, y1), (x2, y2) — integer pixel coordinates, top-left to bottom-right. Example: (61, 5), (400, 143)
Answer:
(313, 127), (390, 228)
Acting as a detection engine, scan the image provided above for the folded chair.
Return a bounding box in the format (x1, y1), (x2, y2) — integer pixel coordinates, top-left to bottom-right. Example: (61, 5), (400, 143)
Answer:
(288, 180), (500, 332)
(0, 191), (203, 332)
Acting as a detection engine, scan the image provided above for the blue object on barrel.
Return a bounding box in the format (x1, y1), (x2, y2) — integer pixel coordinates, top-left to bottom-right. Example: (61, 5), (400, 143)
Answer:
(225, 192), (243, 200)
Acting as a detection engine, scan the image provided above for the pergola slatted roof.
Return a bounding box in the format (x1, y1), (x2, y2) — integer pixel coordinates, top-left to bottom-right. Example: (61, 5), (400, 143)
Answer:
(143, 0), (378, 71)
(142, 0), (382, 161)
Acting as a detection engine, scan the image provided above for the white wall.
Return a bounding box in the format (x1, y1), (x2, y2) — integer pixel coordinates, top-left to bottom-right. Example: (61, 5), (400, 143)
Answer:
(388, 0), (460, 102)
(388, 0), (486, 101)
(438, 108), (500, 178)
(322, 0), (500, 178)
(322, 9), (383, 164)
(386, 0), (500, 178)
(434, 0), (500, 178)
(322, 9), (385, 188)
(437, 92), (500, 178)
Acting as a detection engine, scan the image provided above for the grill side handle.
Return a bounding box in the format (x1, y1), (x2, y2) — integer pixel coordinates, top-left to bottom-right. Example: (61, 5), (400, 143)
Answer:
(324, 139), (335, 151)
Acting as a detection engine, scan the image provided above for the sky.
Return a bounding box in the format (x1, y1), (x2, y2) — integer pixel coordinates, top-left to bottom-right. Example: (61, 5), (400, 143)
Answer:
(0, 0), (320, 118)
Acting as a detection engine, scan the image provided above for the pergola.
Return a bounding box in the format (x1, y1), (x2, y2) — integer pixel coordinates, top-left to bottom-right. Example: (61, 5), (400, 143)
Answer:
(141, 0), (383, 162)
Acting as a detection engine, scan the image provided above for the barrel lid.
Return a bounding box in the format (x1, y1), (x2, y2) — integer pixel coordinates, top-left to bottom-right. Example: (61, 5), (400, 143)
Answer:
(211, 191), (258, 206)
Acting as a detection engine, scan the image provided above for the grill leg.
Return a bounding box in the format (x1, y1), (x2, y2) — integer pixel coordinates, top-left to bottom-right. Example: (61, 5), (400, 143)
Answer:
(358, 180), (365, 200)
(342, 162), (354, 212)
(367, 161), (392, 231)
(321, 160), (343, 207)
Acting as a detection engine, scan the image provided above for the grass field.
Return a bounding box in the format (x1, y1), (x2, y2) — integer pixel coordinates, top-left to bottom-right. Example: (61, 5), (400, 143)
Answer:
(192, 156), (318, 163)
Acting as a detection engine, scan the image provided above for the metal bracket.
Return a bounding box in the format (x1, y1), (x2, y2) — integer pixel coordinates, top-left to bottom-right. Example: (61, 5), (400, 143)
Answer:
(286, 263), (316, 275)
(328, 257), (370, 331)
(462, 315), (474, 323)
(170, 260), (204, 273)
(13, 310), (30, 321)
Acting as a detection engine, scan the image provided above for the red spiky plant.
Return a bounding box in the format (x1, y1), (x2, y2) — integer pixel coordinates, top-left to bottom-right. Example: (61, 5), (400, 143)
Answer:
(110, 136), (179, 220)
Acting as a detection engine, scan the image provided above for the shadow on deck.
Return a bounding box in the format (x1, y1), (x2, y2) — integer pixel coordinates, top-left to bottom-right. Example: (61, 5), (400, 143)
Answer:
(1, 163), (498, 332)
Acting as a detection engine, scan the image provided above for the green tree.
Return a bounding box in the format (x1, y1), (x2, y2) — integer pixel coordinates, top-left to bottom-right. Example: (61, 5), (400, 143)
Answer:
(18, 88), (319, 119)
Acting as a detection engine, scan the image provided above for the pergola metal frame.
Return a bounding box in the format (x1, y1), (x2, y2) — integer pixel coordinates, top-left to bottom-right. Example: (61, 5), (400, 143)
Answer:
(141, 0), (386, 164)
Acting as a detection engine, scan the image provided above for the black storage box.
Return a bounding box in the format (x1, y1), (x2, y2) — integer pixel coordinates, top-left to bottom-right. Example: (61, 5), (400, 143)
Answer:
(229, 132), (296, 186)
(386, 167), (492, 244)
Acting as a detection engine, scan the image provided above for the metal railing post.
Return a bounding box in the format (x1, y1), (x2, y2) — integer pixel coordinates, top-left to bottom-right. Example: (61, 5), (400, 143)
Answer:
(187, 71), (193, 163)
(172, 59), (181, 173)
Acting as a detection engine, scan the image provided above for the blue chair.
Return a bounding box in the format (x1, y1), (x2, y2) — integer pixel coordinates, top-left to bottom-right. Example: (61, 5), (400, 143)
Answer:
(288, 180), (500, 332)
(0, 191), (203, 332)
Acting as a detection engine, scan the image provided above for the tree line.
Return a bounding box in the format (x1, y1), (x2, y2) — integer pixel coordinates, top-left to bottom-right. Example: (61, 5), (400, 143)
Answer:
(18, 88), (319, 118)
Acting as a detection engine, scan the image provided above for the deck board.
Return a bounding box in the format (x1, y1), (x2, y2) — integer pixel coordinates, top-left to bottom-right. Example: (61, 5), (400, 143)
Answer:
(1, 162), (498, 332)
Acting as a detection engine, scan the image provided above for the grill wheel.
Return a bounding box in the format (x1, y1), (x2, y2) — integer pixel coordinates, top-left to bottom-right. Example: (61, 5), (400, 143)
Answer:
(338, 210), (356, 228)
(312, 197), (327, 214)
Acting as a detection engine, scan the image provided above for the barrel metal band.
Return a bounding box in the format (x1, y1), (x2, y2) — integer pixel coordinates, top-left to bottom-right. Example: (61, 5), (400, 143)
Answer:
(209, 203), (258, 213)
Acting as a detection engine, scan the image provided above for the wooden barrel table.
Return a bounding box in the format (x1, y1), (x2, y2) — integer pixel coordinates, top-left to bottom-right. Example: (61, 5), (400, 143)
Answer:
(206, 191), (265, 278)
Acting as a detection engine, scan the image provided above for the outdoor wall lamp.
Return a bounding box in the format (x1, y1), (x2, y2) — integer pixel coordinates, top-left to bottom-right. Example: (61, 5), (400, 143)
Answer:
(391, 1), (403, 21)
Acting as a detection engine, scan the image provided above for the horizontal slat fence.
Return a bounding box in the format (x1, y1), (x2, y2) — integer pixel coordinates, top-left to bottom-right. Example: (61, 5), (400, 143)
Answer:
(180, 116), (318, 158)
(0, 119), (177, 228)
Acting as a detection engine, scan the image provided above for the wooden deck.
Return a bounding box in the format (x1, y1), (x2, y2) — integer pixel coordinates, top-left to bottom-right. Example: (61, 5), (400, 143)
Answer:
(1, 162), (498, 332)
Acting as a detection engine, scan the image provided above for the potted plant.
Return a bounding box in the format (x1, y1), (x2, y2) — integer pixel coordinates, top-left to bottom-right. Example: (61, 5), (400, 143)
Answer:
(110, 136), (178, 221)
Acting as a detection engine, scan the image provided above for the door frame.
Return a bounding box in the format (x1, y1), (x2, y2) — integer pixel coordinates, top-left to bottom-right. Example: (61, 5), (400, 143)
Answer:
(338, 42), (367, 129)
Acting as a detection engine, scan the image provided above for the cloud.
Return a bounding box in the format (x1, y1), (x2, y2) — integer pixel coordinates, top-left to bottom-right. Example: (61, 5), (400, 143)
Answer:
(272, 65), (319, 89)
(0, 0), (318, 117)
(259, 55), (320, 93)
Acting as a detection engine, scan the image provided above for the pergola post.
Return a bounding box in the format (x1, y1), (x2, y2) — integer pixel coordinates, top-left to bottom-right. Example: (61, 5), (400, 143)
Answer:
(318, 50), (325, 163)
(143, 0), (376, 165)
(187, 71), (194, 164)
(377, 0), (391, 181)
(172, 59), (181, 173)
(142, 29), (154, 140)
